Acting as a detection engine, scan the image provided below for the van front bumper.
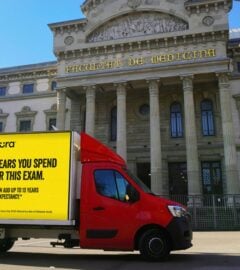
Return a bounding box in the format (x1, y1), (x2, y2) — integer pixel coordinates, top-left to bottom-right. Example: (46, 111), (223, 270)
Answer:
(166, 215), (193, 250)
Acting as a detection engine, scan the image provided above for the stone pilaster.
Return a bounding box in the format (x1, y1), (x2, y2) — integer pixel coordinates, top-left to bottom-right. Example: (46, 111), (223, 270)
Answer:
(148, 80), (163, 194)
(116, 83), (127, 161)
(218, 73), (240, 194)
(85, 86), (96, 136)
(56, 88), (66, 130)
(182, 75), (201, 195)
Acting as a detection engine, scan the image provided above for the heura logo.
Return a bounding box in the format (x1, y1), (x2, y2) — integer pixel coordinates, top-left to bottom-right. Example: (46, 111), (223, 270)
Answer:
(0, 141), (16, 148)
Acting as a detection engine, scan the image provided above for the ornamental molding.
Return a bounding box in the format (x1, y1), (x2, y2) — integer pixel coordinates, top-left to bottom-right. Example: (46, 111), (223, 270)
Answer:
(184, 0), (232, 15)
(127, 0), (142, 9)
(44, 104), (57, 115)
(49, 20), (87, 37)
(202, 16), (214, 27)
(81, 0), (158, 15)
(0, 109), (9, 118)
(15, 106), (38, 117)
(64, 36), (75, 46)
(0, 68), (57, 83)
(87, 12), (188, 43)
(55, 30), (228, 61)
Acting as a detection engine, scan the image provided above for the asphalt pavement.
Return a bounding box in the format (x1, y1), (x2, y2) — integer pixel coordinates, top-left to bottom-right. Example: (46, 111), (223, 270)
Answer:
(0, 232), (239, 270)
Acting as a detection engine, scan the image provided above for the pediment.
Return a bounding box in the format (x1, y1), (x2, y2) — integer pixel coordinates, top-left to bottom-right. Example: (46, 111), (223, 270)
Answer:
(87, 12), (188, 43)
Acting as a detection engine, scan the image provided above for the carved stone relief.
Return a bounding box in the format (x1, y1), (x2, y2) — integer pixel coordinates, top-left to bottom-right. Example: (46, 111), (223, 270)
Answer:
(202, 16), (214, 27)
(127, 0), (142, 9)
(64, 36), (74, 46)
(87, 12), (188, 42)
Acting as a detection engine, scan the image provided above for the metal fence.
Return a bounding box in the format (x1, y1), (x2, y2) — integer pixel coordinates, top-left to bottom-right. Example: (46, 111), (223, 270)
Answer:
(166, 194), (240, 231)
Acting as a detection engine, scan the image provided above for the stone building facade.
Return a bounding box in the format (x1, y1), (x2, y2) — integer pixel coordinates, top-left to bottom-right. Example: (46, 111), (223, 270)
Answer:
(1, 0), (240, 197)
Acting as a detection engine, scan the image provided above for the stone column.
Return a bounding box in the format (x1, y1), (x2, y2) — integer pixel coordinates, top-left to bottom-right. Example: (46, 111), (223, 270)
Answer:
(148, 80), (163, 194)
(218, 73), (240, 194)
(70, 98), (81, 132)
(56, 88), (66, 130)
(182, 76), (201, 195)
(85, 86), (96, 136)
(116, 83), (127, 161)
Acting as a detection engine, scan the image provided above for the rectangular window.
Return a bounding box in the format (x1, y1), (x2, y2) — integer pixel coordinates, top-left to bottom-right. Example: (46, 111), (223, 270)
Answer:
(201, 161), (223, 195)
(0, 87), (6, 96)
(19, 120), (31, 132)
(51, 81), (57, 91)
(23, 83), (34, 94)
(0, 122), (3, 132)
(48, 118), (56, 130)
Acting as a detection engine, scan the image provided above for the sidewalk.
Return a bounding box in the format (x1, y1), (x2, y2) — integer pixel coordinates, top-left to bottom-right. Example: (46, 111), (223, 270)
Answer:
(176, 231), (240, 255)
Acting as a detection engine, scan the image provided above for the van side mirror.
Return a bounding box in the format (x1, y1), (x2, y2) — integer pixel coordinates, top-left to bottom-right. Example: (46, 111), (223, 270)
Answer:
(126, 185), (140, 203)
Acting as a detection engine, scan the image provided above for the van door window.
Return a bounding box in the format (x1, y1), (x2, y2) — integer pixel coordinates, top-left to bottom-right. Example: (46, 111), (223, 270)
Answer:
(94, 170), (138, 202)
(94, 170), (118, 199)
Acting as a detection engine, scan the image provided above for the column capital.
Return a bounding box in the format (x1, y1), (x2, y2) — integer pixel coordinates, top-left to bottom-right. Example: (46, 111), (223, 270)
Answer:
(216, 72), (230, 85)
(147, 79), (160, 95)
(56, 87), (67, 93)
(85, 85), (96, 98)
(114, 82), (127, 96)
(146, 78), (160, 86)
(83, 85), (96, 91)
(181, 75), (194, 91)
(114, 81), (127, 88)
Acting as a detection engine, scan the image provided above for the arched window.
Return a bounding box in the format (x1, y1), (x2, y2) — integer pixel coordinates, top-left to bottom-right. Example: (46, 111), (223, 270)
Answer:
(170, 102), (183, 138)
(201, 99), (215, 136)
(110, 106), (117, 141)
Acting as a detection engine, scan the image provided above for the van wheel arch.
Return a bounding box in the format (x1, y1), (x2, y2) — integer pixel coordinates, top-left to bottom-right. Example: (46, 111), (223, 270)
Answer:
(134, 224), (172, 250)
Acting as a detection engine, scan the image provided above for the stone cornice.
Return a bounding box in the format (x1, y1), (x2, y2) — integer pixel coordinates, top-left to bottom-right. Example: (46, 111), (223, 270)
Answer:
(184, 0), (232, 15)
(0, 92), (56, 102)
(0, 67), (57, 83)
(48, 19), (87, 36)
(81, 0), (104, 15)
(55, 29), (228, 61)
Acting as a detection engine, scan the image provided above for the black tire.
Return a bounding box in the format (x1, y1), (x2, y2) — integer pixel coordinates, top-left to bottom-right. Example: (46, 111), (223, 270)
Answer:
(139, 229), (170, 261)
(0, 238), (15, 252)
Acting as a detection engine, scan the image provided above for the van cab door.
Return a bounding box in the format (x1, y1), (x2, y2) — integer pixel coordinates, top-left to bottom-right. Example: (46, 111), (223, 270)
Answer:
(80, 163), (140, 250)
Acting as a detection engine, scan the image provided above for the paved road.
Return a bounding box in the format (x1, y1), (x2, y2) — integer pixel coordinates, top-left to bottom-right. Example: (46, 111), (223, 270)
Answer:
(0, 232), (240, 270)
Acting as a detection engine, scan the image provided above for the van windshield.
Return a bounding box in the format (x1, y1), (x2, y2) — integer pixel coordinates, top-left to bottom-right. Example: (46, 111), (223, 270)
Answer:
(126, 169), (154, 194)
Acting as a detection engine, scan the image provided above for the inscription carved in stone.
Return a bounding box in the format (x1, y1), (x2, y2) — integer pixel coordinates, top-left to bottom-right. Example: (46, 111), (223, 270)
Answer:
(87, 12), (188, 42)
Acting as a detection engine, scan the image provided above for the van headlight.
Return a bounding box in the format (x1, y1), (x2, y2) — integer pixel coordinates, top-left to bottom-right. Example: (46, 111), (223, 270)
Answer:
(168, 205), (186, 217)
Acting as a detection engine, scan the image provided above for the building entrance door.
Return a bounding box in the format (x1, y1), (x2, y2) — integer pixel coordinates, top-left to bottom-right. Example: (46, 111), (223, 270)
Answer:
(136, 163), (151, 189)
(168, 162), (188, 195)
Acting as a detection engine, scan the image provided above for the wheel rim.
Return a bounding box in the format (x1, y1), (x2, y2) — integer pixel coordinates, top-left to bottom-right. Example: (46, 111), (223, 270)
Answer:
(148, 237), (164, 255)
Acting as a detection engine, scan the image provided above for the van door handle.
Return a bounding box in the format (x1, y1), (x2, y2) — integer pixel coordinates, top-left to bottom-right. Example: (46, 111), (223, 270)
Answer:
(93, 206), (105, 211)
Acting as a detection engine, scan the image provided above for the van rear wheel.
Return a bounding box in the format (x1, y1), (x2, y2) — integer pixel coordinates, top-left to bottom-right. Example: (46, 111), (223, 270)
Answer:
(0, 238), (15, 252)
(139, 229), (170, 261)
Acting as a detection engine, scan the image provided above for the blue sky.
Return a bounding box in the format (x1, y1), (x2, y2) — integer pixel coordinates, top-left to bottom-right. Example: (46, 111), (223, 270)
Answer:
(0, 0), (239, 68)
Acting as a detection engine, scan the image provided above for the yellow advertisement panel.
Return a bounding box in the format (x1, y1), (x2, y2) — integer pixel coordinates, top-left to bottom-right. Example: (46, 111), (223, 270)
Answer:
(0, 132), (71, 220)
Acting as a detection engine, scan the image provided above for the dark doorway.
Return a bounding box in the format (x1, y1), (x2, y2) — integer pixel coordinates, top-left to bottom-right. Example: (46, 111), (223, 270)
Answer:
(137, 163), (151, 188)
(168, 162), (188, 195)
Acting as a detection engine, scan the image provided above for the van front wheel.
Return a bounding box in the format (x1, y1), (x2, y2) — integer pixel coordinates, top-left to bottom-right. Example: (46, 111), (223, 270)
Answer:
(0, 238), (15, 252)
(139, 229), (170, 261)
